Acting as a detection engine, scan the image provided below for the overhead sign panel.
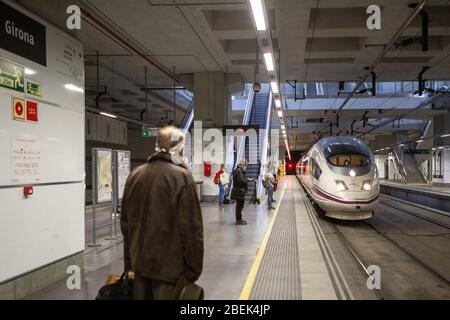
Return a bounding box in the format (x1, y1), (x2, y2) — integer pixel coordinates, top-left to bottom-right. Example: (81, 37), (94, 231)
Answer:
(0, 58), (24, 93)
(0, 1), (47, 66)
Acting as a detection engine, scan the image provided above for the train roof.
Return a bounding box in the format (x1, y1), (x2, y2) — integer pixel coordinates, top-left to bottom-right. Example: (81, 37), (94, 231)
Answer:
(302, 136), (372, 159)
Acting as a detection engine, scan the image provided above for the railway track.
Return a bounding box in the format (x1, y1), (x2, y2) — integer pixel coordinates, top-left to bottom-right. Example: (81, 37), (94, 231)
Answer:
(296, 175), (450, 299)
(298, 183), (387, 300)
(379, 195), (450, 230)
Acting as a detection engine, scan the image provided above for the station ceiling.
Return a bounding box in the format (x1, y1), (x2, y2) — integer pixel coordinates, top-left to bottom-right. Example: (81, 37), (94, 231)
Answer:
(16, 0), (450, 150)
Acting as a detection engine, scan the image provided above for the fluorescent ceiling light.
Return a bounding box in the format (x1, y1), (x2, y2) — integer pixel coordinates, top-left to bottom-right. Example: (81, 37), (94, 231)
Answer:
(275, 99), (281, 108)
(281, 125), (285, 130)
(64, 84), (84, 93)
(438, 146), (445, 149)
(100, 112), (117, 119)
(441, 134), (450, 138)
(263, 52), (274, 72)
(277, 110), (283, 118)
(398, 144), (404, 147)
(249, 0), (266, 31)
(270, 82), (279, 94)
(25, 68), (36, 75)
(417, 140), (423, 143)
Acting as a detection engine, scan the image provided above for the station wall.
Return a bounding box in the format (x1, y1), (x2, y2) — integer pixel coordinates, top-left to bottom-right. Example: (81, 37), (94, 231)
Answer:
(0, 1), (84, 285)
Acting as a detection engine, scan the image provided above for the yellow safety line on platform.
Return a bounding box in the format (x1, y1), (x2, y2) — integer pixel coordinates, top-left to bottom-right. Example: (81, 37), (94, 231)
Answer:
(239, 178), (288, 300)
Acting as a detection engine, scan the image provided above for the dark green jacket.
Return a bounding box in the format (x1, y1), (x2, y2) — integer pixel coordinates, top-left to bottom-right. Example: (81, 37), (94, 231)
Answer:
(121, 152), (204, 283)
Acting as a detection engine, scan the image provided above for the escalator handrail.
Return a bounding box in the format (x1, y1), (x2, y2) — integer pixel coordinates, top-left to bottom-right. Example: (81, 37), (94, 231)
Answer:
(226, 87), (255, 199)
(256, 91), (273, 199)
(234, 87), (255, 169)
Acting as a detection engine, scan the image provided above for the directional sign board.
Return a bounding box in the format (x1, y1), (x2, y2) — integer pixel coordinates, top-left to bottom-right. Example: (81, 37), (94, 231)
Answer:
(26, 80), (42, 97)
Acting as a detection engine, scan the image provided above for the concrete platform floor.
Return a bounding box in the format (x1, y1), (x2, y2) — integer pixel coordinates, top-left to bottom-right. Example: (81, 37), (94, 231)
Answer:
(24, 176), (450, 300)
(381, 180), (450, 195)
(25, 182), (279, 300)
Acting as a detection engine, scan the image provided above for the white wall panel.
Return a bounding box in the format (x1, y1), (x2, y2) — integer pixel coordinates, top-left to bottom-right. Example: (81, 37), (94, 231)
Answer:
(0, 1), (84, 282)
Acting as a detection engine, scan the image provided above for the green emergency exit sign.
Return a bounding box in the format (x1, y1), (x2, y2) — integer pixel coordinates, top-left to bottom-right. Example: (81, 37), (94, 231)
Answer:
(0, 58), (24, 93)
(141, 126), (159, 137)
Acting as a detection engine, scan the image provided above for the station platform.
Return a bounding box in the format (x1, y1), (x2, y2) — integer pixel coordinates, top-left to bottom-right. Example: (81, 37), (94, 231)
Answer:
(22, 177), (339, 300)
(23, 176), (450, 300)
(380, 181), (450, 213)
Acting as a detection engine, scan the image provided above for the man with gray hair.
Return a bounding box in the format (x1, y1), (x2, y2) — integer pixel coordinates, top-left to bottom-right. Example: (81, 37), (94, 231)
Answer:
(121, 126), (204, 299)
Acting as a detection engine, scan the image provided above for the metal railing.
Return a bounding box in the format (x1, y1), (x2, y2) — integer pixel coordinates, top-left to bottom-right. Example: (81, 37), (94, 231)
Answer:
(181, 100), (194, 133)
(391, 149), (407, 184)
(415, 157), (430, 183)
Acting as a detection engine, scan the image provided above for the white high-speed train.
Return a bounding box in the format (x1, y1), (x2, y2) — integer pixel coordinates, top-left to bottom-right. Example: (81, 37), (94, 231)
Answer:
(297, 136), (379, 220)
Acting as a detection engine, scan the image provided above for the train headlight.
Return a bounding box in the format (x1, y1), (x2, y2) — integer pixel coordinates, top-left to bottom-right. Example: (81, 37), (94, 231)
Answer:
(349, 170), (356, 177)
(335, 180), (348, 191)
(362, 180), (372, 191)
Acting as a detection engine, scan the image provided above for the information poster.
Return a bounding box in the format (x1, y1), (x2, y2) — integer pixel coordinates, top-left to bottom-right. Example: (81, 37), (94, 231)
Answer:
(116, 150), (131, 200)
(11, 137), (41, 184)
(96, 149), (112, 203)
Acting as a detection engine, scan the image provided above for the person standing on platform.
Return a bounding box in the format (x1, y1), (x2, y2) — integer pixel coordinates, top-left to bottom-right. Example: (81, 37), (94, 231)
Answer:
(121, 126), (204, 300)
(214, 164), (229, 208)
(263, 166), (276, 210)
(230, 160), (253, 225)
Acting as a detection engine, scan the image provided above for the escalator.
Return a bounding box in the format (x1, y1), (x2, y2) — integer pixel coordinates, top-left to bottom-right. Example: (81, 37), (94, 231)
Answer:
(244, 92), (271, 202)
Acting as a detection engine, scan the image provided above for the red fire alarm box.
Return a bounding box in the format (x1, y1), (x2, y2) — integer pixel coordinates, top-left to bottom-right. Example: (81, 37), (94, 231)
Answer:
(24, 186), (33, 197)
(204, 161), (211, 177)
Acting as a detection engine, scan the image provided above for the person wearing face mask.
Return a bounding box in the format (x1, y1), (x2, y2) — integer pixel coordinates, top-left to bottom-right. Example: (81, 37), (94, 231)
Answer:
(230, 160), (253, 225)
(121, 126), (204, 299)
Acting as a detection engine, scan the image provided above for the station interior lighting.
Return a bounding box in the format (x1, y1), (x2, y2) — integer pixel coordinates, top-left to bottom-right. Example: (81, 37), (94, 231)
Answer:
(249, 0), (290, 158)
(281, 124), (285, 130)
(25, 68), (36, 75)
(100, 112), (117, 119)
(270, 81), (279, 94)
(64, 84), (84, 93)
(249, 0), (266, 31)
(441, 134), (450, 138)
(263, 52), (274, 72)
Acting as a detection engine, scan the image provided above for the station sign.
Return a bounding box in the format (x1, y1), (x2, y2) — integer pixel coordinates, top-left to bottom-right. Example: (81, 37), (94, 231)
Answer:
(0, 1), (47, 66)
(0, 58), (25, 93)
(12, 97), (25, 121)
(26, 80), (42, 97)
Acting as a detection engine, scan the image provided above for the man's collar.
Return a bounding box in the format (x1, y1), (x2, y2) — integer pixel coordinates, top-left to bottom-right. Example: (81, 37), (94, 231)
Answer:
(147, 152), (173, 163)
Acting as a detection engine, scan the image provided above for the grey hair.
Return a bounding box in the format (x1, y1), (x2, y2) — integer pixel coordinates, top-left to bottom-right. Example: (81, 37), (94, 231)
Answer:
(155, 126), (185, 154)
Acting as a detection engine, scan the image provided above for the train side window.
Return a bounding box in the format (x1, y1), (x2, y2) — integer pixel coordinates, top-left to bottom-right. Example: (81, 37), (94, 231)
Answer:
(310, 158), (322, 180)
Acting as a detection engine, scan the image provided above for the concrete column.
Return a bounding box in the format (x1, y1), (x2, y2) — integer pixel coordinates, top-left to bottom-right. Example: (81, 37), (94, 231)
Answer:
(432, 113), (450, 185)
(188, 72), (244, 200)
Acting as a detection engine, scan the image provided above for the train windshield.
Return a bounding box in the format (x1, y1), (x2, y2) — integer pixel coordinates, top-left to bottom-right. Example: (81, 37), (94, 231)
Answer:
(328, 154), (370, 167)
